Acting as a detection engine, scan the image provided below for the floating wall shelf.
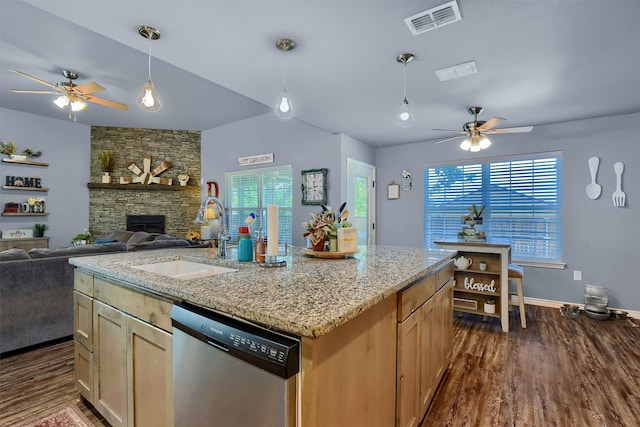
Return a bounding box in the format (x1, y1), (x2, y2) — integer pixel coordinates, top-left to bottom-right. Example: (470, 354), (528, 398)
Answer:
(2, 158), (49, 167)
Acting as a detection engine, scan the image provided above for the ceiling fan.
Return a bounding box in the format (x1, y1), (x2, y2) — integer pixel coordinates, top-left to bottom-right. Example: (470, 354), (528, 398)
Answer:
(9, 69), (128, 121)
(432, 106), (533, 152)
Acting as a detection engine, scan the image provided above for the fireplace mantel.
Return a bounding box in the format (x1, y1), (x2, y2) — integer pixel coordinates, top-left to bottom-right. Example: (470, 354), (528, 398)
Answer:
(87, 183), (199, 191)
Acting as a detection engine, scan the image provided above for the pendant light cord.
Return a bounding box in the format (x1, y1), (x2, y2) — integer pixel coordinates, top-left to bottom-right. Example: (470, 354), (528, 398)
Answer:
(147, 34), (152, 80)
(282, 49), (287, 90)
(403, 61), (408, 101)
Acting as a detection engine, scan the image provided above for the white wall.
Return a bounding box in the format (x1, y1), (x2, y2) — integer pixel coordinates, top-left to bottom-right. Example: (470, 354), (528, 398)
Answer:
(0, 107), (90, 248)
(201, 112), (346, 247)
(375, 112), (640, 310)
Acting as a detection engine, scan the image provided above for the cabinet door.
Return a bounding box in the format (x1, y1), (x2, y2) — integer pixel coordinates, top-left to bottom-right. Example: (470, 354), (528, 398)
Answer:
(443, 280), (454, 362)
(94, 300), (127, 427)
(74, 340), (94, 402)
(73, 291), (93, 351)
(432, 287), (446, 382)
(397, 312), (420, 427)
(127, 315), (173, 427)
(419, 298), (436, 419)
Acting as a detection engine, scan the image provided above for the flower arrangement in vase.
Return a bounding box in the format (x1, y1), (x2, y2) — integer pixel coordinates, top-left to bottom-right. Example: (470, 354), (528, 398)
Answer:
(302, 209), (335, 251)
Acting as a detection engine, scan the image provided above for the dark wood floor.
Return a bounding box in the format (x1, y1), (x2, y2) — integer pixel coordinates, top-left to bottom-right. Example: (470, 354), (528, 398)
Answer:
(1, 305), (639, 426)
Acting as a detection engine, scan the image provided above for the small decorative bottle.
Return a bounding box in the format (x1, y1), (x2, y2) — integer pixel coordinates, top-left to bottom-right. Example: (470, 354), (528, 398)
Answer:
(238, 233), (253, 262)
(254, 229), (266, 264)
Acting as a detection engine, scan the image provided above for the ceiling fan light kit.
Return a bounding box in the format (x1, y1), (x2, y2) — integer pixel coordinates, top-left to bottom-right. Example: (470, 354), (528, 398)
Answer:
(274, 38), (295, 120)
(433, 106), (533, 152)
(137, 25), (161, 112)
(396, 53), (415, 127)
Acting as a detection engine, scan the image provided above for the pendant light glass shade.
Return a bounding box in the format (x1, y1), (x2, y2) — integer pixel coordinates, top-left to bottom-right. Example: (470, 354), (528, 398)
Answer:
(137, 79), (160, 111)
(275, 87), (293, 119)
(137, 26), (161, 112)
(275, 39), (295, 120)
(396, 53), (415, 127)
(397, 98), (415, 127)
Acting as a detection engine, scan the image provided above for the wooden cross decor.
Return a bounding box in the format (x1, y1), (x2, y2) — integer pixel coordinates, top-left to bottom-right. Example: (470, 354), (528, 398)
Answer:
(119, 154), (173, 185)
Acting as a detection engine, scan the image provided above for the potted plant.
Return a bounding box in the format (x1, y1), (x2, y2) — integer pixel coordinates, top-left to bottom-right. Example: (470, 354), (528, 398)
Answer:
(34, 223), (48, 238)
(99, 151), (115, 183)
(21, 147), (43, 158)
(1, 140), (18, 158)
(484, 298), (496, 314)
(71, 228), (94, 246)
(302, 209), (335, 251)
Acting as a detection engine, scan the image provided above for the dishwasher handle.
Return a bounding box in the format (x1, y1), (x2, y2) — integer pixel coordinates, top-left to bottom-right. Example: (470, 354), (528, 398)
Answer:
(206, 339), (229, 352)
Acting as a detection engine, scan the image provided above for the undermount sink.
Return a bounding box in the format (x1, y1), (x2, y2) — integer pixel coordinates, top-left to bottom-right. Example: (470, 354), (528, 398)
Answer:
(132, 260), (236, 280)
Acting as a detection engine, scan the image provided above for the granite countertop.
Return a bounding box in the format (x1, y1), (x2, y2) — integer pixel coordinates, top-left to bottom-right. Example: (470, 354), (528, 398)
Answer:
(69, 245), (455, 338)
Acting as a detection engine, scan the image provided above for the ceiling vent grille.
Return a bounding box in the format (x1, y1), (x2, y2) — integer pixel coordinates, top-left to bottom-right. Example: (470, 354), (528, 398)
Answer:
(404, 0), (462, 36)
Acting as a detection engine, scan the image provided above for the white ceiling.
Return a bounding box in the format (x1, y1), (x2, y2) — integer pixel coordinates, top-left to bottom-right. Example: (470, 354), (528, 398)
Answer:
(1, 0), (639, 148)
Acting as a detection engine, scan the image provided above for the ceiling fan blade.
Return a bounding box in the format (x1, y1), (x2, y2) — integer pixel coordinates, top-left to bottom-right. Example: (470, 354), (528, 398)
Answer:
(73, 81), (105, 95)
(484, 126), (533, 134)
(10, 89), (59, 94)
(433, 135), (466, 145)
(478, 117), (504, 131)
(432, 128), (465, 133)
(84, 95), (129, 110)
(9, 69), (57, 89)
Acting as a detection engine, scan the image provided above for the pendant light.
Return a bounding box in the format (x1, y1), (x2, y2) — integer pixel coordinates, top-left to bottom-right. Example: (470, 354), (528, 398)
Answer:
(396, 53), (415, 127)
(274, 38), (295, 120)
(137, 26), (161, 112)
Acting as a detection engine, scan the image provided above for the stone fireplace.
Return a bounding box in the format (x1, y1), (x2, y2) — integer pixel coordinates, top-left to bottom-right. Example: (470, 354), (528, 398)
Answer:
(89, 126), (202, 239)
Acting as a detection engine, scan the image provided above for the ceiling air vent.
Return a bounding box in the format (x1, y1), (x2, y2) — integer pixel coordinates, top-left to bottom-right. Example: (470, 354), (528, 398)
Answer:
(404, 0), (462, 36)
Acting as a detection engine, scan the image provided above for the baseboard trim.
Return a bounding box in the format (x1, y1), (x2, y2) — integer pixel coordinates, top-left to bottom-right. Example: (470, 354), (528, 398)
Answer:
(522, 296), (640, 319)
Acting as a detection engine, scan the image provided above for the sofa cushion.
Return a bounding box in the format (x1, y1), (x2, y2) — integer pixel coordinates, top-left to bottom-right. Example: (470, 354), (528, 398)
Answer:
(125, 231), (158, 249)
(105, 229), (135, 243)
(127, 239), (191, 251)
(28, 242), (127, 259)
(0, 248), (31, 261)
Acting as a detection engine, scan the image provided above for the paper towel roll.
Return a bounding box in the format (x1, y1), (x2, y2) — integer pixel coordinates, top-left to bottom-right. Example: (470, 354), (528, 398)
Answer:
(267, 204), (279, 256)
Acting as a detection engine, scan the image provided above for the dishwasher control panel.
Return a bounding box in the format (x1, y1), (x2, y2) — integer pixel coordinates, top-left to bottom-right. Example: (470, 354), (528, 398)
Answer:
(171, 303), (300, 379)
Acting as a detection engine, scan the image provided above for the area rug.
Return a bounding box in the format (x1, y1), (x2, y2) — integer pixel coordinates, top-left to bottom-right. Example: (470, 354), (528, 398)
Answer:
(14, 404), (94, 427)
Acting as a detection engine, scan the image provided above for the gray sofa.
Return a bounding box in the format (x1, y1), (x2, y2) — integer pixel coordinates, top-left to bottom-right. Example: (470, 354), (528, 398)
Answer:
(0, 230), (195, 355)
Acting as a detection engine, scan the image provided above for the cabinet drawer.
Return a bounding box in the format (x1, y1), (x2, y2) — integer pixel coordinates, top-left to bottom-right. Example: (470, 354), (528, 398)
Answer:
(94, 276), (174, 333)
(436, 261), (454, 290)
(74, 269), (94, 296)
(398, 274), (435, 321)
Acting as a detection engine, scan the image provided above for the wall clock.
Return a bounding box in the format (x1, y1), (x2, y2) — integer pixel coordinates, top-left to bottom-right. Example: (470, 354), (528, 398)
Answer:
(301, 168), (327, 205)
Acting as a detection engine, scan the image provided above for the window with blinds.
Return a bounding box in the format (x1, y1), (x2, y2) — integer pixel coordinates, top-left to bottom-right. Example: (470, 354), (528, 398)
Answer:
(424, 152), (562, 262)
(224, 165), (293, 244)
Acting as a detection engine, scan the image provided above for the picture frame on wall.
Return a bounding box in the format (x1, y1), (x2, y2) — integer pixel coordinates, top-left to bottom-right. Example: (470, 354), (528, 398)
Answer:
(301, 168), (328, 205)
(387, 181), (400, 200)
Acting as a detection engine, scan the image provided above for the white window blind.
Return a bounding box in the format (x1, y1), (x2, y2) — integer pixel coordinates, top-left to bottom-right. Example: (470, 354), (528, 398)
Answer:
(424, 152), (562, 262)
(224, 165), (293, 244)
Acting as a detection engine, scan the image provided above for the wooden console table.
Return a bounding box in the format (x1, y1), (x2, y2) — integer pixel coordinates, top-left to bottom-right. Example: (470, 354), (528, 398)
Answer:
(0, 237), (49, 251)
(435, 241), (511, 332)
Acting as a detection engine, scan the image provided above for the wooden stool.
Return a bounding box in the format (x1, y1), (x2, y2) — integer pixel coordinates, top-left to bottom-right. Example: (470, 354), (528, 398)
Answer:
(508, 264), (527, 328)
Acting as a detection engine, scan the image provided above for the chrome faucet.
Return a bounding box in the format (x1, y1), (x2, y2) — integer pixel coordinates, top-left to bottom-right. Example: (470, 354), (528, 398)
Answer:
(194, 196), (230, 259)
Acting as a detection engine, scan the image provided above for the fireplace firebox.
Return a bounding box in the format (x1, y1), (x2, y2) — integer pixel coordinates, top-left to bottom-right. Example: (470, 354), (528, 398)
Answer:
(126, 215), (165, 234)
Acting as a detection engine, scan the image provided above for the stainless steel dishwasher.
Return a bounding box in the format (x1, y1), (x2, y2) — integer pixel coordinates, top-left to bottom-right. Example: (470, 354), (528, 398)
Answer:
(171, 303), (300, 427)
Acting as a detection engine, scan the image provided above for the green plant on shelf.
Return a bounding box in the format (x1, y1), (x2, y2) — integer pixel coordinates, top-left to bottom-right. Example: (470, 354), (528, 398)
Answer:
(34, 223), (48, 237)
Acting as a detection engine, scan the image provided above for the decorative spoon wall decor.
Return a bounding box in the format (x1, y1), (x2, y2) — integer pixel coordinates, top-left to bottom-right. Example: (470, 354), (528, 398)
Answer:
(586, 156), (601, 200)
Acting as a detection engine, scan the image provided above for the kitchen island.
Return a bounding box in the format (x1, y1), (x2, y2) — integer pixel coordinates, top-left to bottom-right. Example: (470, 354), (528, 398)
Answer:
(70, 245), (456, 427)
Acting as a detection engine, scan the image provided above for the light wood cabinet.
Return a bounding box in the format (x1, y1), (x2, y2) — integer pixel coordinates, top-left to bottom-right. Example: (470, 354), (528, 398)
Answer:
(74, 270), (174, 427)
(396, 261), (454, 427)
(94, 300), (128, 427)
